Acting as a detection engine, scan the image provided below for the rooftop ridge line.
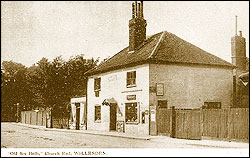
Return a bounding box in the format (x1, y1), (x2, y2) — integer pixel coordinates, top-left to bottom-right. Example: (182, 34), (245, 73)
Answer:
(148, 31), (166, 59)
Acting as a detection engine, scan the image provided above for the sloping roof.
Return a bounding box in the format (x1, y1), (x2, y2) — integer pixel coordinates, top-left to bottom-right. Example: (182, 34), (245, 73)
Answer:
(239, 72), (249, 82)
(86, 31), (233, 76)
(102, 98), (117, 106)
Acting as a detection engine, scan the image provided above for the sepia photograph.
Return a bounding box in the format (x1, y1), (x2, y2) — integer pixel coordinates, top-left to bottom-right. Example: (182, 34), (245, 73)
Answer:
(1, 1), (249, 157)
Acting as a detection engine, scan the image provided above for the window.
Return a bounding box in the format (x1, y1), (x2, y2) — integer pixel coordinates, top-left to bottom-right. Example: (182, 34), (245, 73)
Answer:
(95, 91), (99, 97)
(125, 102), (138, 124)
(95, 105), (101, 122)
(94, 78), (101, 97)
(126, 71), (136, 87)
(202, 102), (221, 109)
(158, 100), (168, 108)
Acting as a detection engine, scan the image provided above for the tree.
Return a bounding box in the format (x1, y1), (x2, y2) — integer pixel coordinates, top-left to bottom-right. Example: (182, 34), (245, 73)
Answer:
(1, 61), (31, 121)
(1, 55), (98, 121)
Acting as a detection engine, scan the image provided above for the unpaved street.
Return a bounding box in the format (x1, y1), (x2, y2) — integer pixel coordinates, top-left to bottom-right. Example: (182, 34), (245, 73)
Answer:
(1, 123), (249, 148)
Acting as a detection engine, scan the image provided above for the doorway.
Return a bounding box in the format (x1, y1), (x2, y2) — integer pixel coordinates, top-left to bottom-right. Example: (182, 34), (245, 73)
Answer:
(75, 103), (80, 130)
(157, 100), (171, 136)
(109, 103), (117, 131)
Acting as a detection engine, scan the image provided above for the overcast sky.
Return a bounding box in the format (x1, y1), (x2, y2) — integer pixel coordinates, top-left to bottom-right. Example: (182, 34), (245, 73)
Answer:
(1, 1), (249, 67)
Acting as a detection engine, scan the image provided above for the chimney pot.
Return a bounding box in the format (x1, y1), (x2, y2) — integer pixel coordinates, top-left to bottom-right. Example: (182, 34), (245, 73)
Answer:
(141, 1), (144, 18)
(138, 2), (141, 17)
(135, 1), (138, 17)
(239, 31), (242, 37)
(132, 3), (135, 18)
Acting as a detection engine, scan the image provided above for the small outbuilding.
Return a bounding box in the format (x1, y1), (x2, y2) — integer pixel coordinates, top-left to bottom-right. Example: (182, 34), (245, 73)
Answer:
(69, 97), (86, 130)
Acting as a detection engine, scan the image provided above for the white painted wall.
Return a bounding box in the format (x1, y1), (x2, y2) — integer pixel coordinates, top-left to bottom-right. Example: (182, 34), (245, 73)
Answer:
(87, 64), (150, 135)
(70, 97), (86, 130)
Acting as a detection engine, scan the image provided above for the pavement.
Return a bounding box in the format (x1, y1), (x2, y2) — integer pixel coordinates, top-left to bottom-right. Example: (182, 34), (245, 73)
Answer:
(14, 123), (151, 140)
(15, 123), (249, 149)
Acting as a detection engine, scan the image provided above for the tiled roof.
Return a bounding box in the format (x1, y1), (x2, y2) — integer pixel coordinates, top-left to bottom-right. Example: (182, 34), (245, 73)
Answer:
(86, 31), (233, 76)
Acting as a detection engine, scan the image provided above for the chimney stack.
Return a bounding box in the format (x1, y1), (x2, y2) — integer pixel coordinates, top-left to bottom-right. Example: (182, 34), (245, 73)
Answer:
(129, 1), (147, 51)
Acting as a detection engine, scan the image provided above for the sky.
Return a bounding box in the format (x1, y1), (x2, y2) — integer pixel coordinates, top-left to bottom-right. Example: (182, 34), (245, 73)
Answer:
(1, 1), (249, 67)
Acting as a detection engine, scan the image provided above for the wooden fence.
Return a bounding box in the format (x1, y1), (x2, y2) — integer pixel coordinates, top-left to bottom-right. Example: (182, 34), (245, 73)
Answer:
(21, 110), (69, 129)
(52, 118), (69, 129)
(202, 108), (249, 141)
(159, 108), (249, 141)
(21, 110), (49, 127)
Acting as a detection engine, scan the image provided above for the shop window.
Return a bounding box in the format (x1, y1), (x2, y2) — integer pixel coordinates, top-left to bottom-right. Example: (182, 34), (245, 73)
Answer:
(202, 102), (221, 109)
(125, 102), (138, 124)
(126, 71), (136, 87)
(94, 78), (101, 97)
(95, 105), (101, 122)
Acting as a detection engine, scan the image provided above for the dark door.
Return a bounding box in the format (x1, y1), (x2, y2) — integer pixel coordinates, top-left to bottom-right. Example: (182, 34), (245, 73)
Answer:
(110, 103), (117, 131)
(157, 100), (171, 136)
(75, 103), (80, 130)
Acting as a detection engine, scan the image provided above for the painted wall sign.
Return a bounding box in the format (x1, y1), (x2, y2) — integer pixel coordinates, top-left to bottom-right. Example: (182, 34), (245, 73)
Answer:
(156, 83), (164, 96)
(108, 75), (118, 82)
(127, 95), (136, 100)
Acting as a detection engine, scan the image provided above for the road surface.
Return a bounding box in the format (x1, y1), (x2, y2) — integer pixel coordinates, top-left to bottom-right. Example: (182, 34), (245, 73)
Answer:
(1, 123), (249, 148)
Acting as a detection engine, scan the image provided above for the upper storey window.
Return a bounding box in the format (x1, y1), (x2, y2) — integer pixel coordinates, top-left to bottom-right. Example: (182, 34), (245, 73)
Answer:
(126, 71), (136, 87)
(94, 78), (101, 97)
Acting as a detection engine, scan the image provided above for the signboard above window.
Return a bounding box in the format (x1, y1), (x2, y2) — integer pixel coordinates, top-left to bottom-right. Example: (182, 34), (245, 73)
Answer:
(156, 83), (164, 96)
(127, 95), (136, 100)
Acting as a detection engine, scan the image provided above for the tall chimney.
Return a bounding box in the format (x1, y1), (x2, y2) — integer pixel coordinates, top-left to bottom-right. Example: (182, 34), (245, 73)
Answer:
(129, 1), (147, 51)
(231, 16), (247, 108)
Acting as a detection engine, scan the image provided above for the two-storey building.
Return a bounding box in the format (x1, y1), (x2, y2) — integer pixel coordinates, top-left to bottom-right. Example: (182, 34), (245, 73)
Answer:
(85, 1), (234, 136)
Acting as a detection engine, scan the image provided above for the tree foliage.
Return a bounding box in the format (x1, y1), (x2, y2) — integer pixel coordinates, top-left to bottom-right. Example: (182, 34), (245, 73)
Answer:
(1, 55), (98, 121)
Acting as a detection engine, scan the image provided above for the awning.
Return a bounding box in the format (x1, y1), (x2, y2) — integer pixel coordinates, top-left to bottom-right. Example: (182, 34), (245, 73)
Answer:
(102, 98), (117, 106)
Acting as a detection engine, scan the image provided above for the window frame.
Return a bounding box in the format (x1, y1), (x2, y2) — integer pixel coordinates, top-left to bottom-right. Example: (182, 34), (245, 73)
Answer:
(94, 77), (101, 91)
(94, 105), (101, 123)
(94, 77), (101, 97)
(125, 102), (139, 124)
(126, 71), (136, 88)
